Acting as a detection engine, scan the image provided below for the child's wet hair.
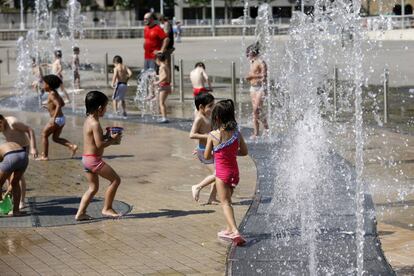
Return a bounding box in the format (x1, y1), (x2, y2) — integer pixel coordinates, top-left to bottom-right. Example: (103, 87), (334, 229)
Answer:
(113, 55), (123, 64)
(0, 114), (4, 121)
(85, 91), (108, 115)
(73, 46), (80, 52)
(194, 62), (205, 69)
(246, 42), (260, 57)
(194, 92), (214, 111)
(211, 99), (238, 131)
(43, 75), (62, 90)
(54, 50), (62, 58)
(156, 52), (167, 62)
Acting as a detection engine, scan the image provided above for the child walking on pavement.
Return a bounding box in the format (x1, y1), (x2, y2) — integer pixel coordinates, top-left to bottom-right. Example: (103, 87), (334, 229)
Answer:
(37, 75), (78, 161)
(204, 99), (248, 246)
(112, 55), (132, 118)
(76, 91), (122, 221)
(190, 93), (218, 204)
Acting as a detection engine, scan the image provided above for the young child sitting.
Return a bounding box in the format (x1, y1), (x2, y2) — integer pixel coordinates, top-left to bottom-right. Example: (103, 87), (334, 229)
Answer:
(190, 93), (218, 204)
(204, 99), (248, 246)
(75, 91), (122, 221)
(0, 142), (29, 216)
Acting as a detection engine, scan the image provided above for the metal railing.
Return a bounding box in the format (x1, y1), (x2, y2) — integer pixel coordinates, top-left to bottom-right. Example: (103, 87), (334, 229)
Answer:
(331, 66), (393, 125)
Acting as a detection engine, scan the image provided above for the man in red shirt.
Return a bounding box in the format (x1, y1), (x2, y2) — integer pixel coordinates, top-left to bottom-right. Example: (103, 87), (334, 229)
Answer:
(143, 12), (170, 71)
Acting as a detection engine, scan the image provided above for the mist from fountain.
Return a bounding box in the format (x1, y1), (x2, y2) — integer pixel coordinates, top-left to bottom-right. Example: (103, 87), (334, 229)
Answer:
(237, 0), (249, 124)
(134, 69), (157, 118)
(65, 0), (84, 112)
(264, 0), (370, 274)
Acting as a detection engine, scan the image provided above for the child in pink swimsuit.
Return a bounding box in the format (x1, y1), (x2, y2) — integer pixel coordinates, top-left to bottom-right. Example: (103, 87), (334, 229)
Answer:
(75, 91), (122, 221)
(204, 99), (248, 246)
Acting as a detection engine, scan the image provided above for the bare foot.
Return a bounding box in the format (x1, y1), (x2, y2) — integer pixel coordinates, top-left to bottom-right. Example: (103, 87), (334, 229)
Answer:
(204, 199), (220, 205)
(75, 213), (94, 221)
(145, 94), (156, 101)
(192, 185), (201, 202)
(19, 202), (27, 210)
(70, 144), (78, 158)
(102, 209), (121, 218)
(36, 155), (49, 161)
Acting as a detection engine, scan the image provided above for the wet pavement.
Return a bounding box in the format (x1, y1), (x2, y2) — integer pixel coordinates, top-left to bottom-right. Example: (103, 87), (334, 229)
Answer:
(0, 111), (257, 275)
(0, 36), (413, 274)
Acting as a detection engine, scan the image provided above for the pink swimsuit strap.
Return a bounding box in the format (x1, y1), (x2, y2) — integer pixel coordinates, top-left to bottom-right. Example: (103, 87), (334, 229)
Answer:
(82, 154), (101, 157)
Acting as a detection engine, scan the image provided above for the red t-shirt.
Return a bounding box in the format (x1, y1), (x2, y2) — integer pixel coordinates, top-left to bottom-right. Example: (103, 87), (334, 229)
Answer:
(144, 25), (167, 60)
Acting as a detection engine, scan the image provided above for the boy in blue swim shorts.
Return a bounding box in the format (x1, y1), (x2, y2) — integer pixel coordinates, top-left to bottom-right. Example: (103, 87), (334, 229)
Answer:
(189, 93), (219, 204)
(0, 142), (29, 216)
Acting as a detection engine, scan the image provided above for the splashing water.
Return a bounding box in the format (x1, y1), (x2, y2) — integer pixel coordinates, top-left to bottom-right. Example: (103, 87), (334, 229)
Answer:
(15, 36), (34, 109)
(266, 0), (369, 274)
(134, 69), (157, 117)
(238, 0), (249, 124)
(65, 0), (84, 112)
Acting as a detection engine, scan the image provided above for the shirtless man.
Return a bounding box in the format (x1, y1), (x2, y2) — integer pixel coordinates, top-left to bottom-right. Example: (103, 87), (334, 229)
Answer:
(190, 62), (212, 97)
(37, 75), (78, 161)
(43, 50), (71, 103)
(111, 55), (132, 118)
(0, 142), (29, 216)
(246, 43), (269, 138)
(0, 115), (37, 209)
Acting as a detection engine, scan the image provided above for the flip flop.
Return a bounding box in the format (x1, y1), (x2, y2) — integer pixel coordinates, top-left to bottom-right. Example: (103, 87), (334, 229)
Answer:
(217, 230), (233, 239)
(231, 234), (246, 246)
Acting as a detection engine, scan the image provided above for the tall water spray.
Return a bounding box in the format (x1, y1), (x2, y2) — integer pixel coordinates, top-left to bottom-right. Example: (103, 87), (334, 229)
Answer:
(66, 0), (84, 112)
(269, 0), (368, 274)
(238, 0), (249, 123)
(135, 69), (157, 117)
(255, 3), (277, 133)
(15, 36), (34, 109)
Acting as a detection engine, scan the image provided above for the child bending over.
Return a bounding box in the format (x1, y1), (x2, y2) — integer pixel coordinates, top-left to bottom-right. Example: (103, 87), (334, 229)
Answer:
(0, 142), (29, 216)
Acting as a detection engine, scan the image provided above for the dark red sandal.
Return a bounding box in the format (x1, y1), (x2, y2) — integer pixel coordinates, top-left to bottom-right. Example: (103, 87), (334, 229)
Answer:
(231, 234), (246, 246)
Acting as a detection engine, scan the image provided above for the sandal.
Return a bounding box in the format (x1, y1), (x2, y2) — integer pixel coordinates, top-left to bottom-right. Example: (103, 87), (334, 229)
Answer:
(230, 234), (246, 246)
(217, 230), (233, 239)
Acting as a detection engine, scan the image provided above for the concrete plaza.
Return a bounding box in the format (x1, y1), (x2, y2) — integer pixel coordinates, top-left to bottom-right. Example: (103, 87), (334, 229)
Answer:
(0, 111), (257, 275)
(0, 35), (412, 274)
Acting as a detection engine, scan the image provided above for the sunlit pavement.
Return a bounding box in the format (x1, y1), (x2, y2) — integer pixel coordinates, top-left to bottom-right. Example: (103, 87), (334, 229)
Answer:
(0, 111), (257, 275)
